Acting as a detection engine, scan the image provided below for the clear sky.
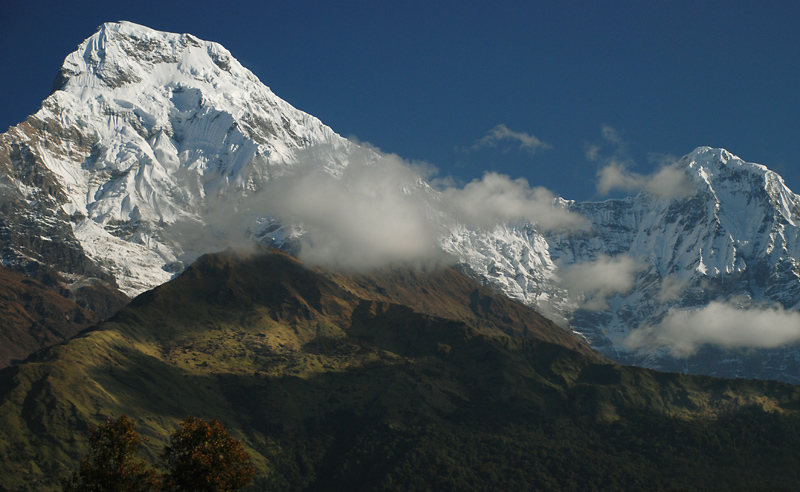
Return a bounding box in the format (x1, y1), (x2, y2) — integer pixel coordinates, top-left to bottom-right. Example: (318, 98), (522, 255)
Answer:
(2, 0), (798, 201)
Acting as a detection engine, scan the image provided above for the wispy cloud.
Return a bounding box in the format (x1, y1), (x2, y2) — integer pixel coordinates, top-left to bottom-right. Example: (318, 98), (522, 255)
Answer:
(656, 274), (686, 303)
(584, 144), (602, 162)
(471, 124), (552, 155)
(601, 123), (623, 146)
(624, 301), (800, 356)
(585, 124), (627, 162)
(588, 124), (694, 200)
(559, 254), (644, 310)
(596, 160), (694, 199)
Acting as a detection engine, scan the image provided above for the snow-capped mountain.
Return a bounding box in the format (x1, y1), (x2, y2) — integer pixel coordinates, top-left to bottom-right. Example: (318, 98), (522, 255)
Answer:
(455, 147), (800, 383)
(1, 21), (356, 300)
(4, 22), (800, 382)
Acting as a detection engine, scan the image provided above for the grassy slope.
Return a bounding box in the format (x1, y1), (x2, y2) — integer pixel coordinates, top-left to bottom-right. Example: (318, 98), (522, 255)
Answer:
(1, 250), (800, 491)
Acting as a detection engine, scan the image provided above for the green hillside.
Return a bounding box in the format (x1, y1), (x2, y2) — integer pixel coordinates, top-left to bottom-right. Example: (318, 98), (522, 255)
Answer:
(1, 250), (800, 491)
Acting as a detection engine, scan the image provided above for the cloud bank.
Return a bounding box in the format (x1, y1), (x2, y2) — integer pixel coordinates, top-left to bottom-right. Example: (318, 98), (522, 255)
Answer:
(624, 301), (800, 356)
(171, 142), (587, 271)
(559, 254), (643, 310)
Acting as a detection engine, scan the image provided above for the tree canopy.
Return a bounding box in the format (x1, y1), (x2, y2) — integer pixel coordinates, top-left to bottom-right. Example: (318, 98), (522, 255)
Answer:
(162, 416), (255, 492)
(61, 415), (159, 492)
(62, 415), (253, 492)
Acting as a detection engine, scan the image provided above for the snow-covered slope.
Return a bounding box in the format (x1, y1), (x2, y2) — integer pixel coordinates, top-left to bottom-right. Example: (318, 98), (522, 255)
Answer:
(1, 21), (356, 297)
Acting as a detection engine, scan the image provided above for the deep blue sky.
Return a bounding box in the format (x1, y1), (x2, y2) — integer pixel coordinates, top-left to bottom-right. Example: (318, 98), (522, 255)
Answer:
(2, 0), (798, 201)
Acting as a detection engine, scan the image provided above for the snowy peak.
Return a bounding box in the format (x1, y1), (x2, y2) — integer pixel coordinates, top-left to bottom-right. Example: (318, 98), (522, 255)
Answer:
(680, 147), (766, 194)
(448, 145), (800, 382)
(683, 148), (794, 204)
(1, 22), (358, 296)
(677, 147), (800, 227)
(52, 21), (341, 157)
(57, 21), (242, 91)
(43, 20), (354, 222)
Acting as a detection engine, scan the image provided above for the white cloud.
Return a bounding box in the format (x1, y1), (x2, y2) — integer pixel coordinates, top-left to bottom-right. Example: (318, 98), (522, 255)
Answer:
(257, 148), (450, 270)
(165, 139), (585, 271)
(559, 255), (644, 310)
(161, 144), (450, 271)
(597, 161), (695, 200)
(472, 124), (552, 155)
(439, 172), (589, 232)
(587, 125), (694, 200)
(656, 274), (686, 303)
(584, 144), (602, 162)
(646, 165), (695, 199)
(585, 124), (627, 162)
(647, 152), (680, 168)
(624, 301), (800, 356)
(596, 160), (644, 194)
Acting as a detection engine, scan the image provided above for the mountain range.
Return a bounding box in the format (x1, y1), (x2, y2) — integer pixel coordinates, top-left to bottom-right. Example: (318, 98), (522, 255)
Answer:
(3, 21), (800, 386)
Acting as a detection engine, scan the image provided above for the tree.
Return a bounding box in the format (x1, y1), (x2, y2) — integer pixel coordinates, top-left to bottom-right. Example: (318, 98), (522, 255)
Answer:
(161, 416), (255, 492)
(61, 415), (160, 492)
